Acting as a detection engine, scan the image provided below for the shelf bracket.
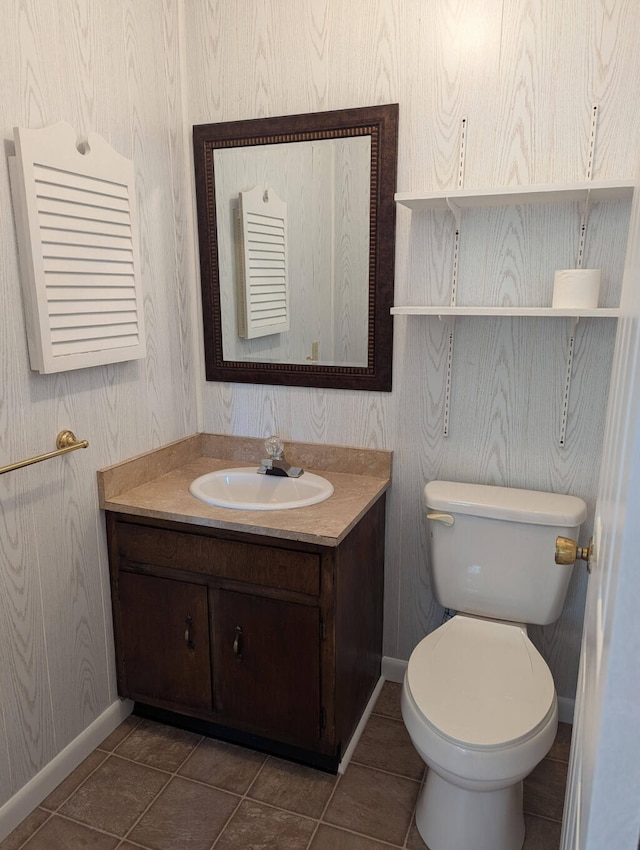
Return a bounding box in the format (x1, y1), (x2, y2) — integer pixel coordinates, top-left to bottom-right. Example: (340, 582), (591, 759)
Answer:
(446, 197), (462, 230)
(457, 117), (467, 189)
(443, 316), (456, 437)
(576, 192), (591, 269)
(576, 105), (599, 268)
(449, 223), (461, 308)
(441, 117), (467, 438)
(559, 317), (579, 447)
(585, 105), (598, 182)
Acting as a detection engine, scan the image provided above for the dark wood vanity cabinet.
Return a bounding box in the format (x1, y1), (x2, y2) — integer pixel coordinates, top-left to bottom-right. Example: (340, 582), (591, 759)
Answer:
(105, 494), (385, 771)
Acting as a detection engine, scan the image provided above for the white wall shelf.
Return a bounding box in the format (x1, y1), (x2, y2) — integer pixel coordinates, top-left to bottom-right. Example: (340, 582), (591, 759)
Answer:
(391, 306), (620, 317)
(394, 172), (634, 445)
(394, 178), (635, 211)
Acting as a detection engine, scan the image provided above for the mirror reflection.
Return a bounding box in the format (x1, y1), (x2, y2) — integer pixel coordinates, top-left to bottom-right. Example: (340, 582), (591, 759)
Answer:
(215, 136), (371, 367)
(193, 104), (398, 391)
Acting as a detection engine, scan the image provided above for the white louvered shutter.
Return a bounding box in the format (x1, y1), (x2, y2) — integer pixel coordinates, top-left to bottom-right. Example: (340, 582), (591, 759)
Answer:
(9, 122), (146, 373)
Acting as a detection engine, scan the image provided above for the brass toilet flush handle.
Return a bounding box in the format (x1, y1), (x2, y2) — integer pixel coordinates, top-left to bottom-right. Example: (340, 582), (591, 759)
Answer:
(426, 512), (455, 526)
(555, 536), (594, 572)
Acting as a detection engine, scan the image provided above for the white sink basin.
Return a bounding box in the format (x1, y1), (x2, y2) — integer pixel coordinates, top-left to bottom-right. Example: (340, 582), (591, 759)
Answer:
(189, 467), (334, 511)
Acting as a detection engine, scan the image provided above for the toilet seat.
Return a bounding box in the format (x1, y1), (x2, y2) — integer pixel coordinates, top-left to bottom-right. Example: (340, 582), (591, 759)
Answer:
(406, 615), (555, 749)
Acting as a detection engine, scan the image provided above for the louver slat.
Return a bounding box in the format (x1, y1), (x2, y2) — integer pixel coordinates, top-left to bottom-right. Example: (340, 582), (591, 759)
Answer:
(235, 186), (289, 339)
(9, 122), (146, 373)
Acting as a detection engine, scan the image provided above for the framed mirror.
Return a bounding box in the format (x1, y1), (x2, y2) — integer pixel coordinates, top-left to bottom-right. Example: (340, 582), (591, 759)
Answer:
(192, 104), (398, 391)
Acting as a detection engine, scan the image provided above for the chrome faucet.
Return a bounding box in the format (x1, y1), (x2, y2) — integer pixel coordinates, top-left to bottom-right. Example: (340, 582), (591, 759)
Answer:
(257, 436), (303, 478)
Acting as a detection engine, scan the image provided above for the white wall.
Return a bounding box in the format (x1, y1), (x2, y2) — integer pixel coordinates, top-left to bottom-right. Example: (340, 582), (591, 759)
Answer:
(185, 0), (640, 702)
(0, 0), (196, 809)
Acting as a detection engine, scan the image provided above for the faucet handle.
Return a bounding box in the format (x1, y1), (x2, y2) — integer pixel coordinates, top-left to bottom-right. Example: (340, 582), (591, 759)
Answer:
(264, 435), (284, 459)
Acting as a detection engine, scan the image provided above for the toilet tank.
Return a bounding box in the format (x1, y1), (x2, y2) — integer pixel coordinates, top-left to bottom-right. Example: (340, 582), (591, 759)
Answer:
(424, 481), (587, 625)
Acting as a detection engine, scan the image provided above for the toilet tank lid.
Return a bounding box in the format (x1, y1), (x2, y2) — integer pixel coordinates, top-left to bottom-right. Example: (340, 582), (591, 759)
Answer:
(423, 481), (587, 526)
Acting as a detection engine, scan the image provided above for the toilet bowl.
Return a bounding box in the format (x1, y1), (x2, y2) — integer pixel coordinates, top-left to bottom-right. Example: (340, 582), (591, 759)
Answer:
(402, 615), (558, 850)
(403, 480), (586, 850)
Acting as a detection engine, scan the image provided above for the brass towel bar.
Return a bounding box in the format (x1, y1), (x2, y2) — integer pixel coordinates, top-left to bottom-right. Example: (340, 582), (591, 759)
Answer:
(0, 430), (89, 475)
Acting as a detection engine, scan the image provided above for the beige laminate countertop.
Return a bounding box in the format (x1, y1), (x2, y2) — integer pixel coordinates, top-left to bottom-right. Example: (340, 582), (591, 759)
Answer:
(97, 434), (392, 547)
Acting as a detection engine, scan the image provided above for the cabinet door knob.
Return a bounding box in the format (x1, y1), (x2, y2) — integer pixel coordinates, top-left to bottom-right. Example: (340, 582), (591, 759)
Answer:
(184, 614), (195, 651)
(233, 625), (243, 661)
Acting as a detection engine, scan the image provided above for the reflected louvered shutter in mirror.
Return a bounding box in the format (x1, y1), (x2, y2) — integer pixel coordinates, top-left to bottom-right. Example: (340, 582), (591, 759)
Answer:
(235, 185), (289, 339)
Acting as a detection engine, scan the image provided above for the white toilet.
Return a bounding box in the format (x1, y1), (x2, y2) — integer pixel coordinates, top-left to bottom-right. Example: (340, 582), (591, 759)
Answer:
(402, 481), (587, 850)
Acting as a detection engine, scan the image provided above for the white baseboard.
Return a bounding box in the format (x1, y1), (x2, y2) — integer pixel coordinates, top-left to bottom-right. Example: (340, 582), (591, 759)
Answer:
(557, 696), (575, 725)
(337, 676), (385, 774)
(381, 655), (407, 683)
(0, 698), (133, 843)
(381, 656), (575, 724)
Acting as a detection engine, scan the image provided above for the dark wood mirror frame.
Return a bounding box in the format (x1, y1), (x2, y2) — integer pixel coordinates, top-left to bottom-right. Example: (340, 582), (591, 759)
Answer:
(192, 103), (398, 391)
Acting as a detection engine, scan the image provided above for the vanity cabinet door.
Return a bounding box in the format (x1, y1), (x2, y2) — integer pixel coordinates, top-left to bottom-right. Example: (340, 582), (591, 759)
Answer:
(213, 589), (321, 749)
(117, 571), (212, 715)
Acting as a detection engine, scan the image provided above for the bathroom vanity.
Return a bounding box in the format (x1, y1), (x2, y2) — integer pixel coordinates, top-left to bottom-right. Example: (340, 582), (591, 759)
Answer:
(98, 434), (391, 771)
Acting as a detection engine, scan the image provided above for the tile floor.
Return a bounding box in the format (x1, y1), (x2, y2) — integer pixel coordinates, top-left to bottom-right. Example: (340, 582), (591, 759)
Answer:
(1, 682), (570, 850)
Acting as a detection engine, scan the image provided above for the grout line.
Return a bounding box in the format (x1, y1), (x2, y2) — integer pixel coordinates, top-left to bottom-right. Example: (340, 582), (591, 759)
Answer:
(116, 732), (213, 846)
(313, 822), (404, 849)
(523, 810), (564, 825)
(34, 810), (124, 843)
(304, 769), (343, 849)
(9, 810), (55, 850)
(37, 749), (111, 814)
(82, 755), (172, 847)
(10, 717), (146, 850)
(402, 767), (428, 849)
(545, 754), (571, 765)
(348, 758), (424, 785)
(208, 754), (271, 849)
(43, 728), (205, 849)
(8, 707), (570, 850)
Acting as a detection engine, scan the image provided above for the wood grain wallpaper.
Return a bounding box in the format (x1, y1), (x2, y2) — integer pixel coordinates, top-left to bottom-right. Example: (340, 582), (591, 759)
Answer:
(185, 0), (640, 701)
(0, 0), (197, 808)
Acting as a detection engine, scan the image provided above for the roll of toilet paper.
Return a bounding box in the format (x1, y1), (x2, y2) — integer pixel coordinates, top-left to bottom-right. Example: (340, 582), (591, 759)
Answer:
(552, 269), (601, 309)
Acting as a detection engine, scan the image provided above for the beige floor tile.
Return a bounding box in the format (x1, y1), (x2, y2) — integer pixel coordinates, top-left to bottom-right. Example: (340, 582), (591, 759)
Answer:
(213, 799), (316, 850)
(248, 756), (338, 818)
(324, 764), (419, 846)
(522, 814), (562, 850)
(59, 755), (169, 836)
(310, 823), (399, 849)
(41, 750), (108, 811)
(98, 716), (141, 752)
(20, 815), (119, 849)
(372, 681), (403, 721)
(2, 714), (571, 850)
(114, 719), (201, 772)
(178, 738), (265, 794)
(0, 808), (50, 850)
(127, 776), (239, 850)
(524, 757), (569, 822)
(352, 715), (424, 780)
